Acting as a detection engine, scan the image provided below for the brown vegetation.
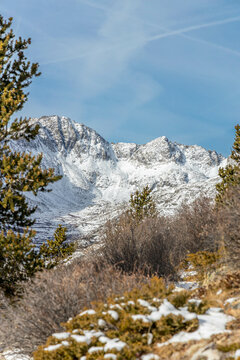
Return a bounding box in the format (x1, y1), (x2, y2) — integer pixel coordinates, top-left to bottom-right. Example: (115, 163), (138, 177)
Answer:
(101, 196), (217, 276)
(0, 258), (148, 355)
(3, 190), (240, 356)
(101, 212), (175, 276)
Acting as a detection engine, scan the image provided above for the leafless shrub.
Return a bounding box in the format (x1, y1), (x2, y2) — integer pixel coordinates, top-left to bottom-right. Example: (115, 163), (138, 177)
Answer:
(170, 196), (218, 264)
(0, 258), (148, 355)
(101, 197), (217, 276)
(101, 212), (175, 277)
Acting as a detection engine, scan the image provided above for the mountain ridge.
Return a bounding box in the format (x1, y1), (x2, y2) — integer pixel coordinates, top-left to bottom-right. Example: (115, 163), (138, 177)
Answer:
(15, 115), (226, 245)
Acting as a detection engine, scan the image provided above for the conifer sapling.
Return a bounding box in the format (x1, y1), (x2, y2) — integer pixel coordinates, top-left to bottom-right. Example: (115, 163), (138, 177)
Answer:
(129, 185), (157, 222)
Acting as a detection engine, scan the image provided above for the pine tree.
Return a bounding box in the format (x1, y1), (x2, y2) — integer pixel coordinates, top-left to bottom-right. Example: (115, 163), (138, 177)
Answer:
(0, 15), (62, 231)
(129, 185), (157, 222)
(216, 124), (240, 202)
(0, 15), (73, 295)
(0, 226), (75, 296)
(0, 228), (43, 296)
(39, 225), (75, 269)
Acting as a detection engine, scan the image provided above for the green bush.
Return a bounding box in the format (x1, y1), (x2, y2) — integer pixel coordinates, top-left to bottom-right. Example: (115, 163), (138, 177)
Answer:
(0, 229), (39, 296)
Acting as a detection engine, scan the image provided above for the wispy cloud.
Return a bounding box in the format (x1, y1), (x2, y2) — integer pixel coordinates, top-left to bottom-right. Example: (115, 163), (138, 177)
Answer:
(76, 0), (240, 58)
(69, 1), (147, 98)
(42, 10), (240, 67)
(141, 19), (240, 61)
(180, 34), (240, 58)
(77, 0), (109, 12)
(147, 15), (240, 42)
(40, 1), (240, 118)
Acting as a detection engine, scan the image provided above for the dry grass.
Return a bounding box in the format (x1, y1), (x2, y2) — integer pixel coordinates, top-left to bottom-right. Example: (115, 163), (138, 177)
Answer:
(0, 258), (148, 355)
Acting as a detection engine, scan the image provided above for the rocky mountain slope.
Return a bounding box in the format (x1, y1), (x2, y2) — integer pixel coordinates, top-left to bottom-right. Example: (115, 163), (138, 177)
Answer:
(15, 115), (226, 245)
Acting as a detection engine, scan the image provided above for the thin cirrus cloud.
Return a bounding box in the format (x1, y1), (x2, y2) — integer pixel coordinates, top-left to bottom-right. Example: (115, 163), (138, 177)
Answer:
(147, 15), (240, 43)
(42, 11), (240, 66)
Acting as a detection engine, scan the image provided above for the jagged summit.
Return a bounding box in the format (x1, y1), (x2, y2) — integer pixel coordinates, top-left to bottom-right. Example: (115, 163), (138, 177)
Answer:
(31, 115), (114, 160)
(32, 115), (223, 165)
(18, 115), (225, 243)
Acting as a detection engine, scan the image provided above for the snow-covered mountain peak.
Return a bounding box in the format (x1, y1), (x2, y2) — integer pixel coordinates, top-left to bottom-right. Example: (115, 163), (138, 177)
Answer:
(32, 115), (115, 161)
(31, 116), (223, 169)
(130, 136), (183, 165)
(18, 115), (225, 244)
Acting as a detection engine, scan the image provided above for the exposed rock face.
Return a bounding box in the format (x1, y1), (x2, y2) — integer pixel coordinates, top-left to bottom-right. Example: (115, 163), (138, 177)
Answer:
(15, 115), (226, 244)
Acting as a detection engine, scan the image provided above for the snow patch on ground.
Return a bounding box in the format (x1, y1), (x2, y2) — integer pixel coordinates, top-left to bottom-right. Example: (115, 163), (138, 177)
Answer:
(157, 307), (233, 347)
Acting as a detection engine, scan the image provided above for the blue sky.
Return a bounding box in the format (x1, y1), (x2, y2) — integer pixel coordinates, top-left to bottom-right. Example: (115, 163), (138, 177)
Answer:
(1, 0), (240, 156)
